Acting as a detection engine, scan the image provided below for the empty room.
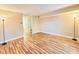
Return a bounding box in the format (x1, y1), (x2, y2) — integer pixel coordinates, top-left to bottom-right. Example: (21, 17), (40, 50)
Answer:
(0, 4), (79, 54)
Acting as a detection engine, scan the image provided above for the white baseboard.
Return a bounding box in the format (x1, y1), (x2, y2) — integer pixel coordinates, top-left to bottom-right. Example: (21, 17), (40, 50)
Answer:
(0, 31), (79, 44)
(40, 31), (79, 41)
(0, 36), (23, 44)
(40, 31), (72, 38)
(6, 36), (23, 42)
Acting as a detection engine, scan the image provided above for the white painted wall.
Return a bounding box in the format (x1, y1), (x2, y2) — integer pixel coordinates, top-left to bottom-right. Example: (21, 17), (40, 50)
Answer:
(0, 19), (3, 43)
(5, 15), (23, 42)
(31, 16), (41, 34)
(0, 10), (23, 43)
(77, 16), (79, 39)
(39, 11), (79, 39)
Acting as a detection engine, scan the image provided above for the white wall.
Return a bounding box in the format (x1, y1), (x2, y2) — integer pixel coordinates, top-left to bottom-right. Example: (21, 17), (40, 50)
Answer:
(0, 10), (23, 43)
(5, 15), (23, 42)
(0, 19), (3, 43)
(39, 11), (79, 39)
(78, 21), (79, 39)
(31, 16), (41, 34)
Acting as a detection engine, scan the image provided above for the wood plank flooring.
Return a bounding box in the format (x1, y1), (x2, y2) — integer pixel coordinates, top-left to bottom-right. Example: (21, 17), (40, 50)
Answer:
(0, 32), (79, 54)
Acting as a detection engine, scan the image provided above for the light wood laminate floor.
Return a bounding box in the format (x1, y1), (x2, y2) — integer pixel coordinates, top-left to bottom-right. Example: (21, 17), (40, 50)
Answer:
(0, 32), (79, 54)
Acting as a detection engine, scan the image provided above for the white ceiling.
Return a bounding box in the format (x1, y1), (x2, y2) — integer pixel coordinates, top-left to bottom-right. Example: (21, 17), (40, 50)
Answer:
(0, 4), (74, 15)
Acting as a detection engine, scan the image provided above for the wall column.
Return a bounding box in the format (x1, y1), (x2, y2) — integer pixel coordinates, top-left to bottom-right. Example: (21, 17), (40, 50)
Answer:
(23, 15), (32, 42)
